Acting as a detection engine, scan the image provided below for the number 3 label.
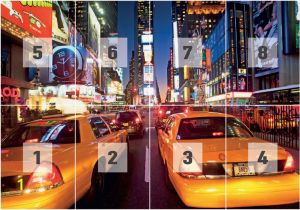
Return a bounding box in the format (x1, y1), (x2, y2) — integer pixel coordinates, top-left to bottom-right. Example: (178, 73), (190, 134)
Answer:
(173, 143), (202, 173)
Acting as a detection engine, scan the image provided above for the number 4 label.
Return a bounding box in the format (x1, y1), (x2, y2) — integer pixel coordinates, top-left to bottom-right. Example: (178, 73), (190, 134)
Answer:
(248, 143), (278, 174)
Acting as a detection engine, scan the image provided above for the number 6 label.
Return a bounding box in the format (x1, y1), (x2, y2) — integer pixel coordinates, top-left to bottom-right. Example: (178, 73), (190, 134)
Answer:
(100, 38), (127, 68)
(23, 143), (52, 172)
(248, 143), (278, 174)
(98, 143), (128, 173)
(173, 143), (202, 173)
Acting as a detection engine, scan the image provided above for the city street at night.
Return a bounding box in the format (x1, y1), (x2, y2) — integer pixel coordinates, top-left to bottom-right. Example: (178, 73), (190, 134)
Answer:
(1, 0), (300, 209)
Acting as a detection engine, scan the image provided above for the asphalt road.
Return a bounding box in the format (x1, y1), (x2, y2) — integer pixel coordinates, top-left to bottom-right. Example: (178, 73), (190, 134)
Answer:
(74, 110), (299, 209)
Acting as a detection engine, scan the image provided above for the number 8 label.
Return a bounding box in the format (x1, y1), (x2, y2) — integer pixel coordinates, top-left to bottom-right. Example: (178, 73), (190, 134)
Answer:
(248, 38), (278, 68)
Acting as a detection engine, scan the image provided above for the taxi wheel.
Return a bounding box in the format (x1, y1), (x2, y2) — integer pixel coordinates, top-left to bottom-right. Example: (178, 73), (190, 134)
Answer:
(164, 164), (174, 191)
(88, 162), (105, 201)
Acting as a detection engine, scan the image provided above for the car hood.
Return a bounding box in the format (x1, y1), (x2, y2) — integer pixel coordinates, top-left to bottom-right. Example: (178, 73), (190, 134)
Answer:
(177, 137), (287, 163)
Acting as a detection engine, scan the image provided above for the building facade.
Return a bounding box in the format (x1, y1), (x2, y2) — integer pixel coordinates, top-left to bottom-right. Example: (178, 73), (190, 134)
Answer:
(205, 2), (252, 105)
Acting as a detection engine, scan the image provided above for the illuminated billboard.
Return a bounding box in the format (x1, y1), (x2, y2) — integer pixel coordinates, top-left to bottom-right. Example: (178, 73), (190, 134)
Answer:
(144, 51), (153, 62)
(174, 75), (179, 90)
(252, 1), (278, 74)
(1, 1), (52, 37)
(143, 65), (154, 83)
(88, 4), (101, 57)
(143, 44), (152, 52)
(141, 34), (153, 44)
(143, 87), (154, 96)
(52, 2), (68, 44)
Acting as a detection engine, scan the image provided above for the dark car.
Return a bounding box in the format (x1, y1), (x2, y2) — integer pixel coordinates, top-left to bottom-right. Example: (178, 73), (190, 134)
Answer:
(115, 111), (145, 137)
(155, 106), (187, 132)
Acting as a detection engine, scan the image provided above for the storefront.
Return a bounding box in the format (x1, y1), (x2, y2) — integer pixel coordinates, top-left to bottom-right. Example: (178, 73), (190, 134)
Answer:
(28, 84), (97, 113)
(1, 77), (34, 135)
(206, 91), (253, 105)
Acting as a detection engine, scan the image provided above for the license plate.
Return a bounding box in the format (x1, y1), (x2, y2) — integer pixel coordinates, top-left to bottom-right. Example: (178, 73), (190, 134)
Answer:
(234, 163), (255, 176)
(123, 123), (128, 127)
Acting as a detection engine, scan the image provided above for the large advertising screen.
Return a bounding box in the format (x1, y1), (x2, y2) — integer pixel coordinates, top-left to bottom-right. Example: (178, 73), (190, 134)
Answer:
(296, 1), (300, 49)
(141, 34), (153, 44)
(88, 4), (101, 57)
(143, 65), (154, 83)
(143, 87), (154, 96)
(253, 1), (278, 39)
(252, 1), (278, 74)
(1, 1), (52, 37)
(52, 2), (68, 44)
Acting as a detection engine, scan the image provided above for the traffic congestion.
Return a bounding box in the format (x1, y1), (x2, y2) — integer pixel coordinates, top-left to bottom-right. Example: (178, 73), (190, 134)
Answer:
(1, 105), (299, 208)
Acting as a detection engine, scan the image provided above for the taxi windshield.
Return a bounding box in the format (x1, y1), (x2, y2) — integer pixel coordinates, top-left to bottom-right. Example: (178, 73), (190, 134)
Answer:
(177, 117), (253, 140)
(1, 120), (80, 148)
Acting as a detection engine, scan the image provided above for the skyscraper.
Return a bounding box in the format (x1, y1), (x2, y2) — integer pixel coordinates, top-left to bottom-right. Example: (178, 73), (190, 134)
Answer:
(172, 1), (225, 103)
(134, 1), (157, 104)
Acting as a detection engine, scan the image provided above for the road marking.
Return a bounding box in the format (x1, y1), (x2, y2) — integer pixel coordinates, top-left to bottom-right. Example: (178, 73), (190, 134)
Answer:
(145, 146), (150, 183)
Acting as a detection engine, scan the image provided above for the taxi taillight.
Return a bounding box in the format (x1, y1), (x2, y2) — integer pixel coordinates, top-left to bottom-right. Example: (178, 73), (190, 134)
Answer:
(283, 152), (295, 172)
(25, 162), (63, 193)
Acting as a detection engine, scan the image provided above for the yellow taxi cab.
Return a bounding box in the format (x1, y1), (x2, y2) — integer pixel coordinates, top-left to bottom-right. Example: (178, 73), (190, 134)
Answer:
(1, 113), (127, 209)
(157, 111), (299, 208)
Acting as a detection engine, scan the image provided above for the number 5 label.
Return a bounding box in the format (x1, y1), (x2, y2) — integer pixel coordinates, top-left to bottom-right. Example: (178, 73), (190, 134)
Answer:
(100, 38), (127, 68)
(23, 38), (52, 68)
(23, 143), (53, 172)
(248, 143), (278, 174)
(173, 143), (202, 173)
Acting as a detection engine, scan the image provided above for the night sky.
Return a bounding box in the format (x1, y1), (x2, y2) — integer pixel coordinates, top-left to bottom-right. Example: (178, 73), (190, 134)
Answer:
(118, 1), (172, 102)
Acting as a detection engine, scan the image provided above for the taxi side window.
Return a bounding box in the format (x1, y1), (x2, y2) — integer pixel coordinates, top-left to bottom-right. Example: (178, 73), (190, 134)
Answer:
(164, 117), (174, 134)
(89, 117), (110, 138)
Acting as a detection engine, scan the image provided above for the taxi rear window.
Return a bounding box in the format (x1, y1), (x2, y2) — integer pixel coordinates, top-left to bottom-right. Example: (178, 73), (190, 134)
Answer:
(1, 120), (80, 148)
(177, 117), (253, 140)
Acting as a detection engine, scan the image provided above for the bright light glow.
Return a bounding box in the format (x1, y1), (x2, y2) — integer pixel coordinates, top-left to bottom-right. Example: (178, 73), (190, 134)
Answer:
(284, 152), (295, 171)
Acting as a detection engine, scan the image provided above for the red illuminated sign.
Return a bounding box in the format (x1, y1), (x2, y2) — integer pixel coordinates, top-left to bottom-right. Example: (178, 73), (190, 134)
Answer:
(1, 87), (21, 98)
(1, 1), (52, 37)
